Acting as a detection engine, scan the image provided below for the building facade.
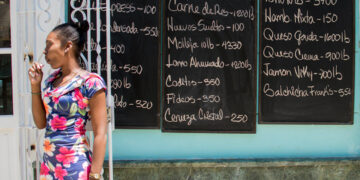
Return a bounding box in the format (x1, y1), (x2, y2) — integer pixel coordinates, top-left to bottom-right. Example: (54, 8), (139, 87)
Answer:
(0, 0), (360, 179)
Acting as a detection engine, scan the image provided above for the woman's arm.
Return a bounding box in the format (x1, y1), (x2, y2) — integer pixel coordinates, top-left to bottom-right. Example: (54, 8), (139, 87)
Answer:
(88, 89), (107, 176)
(28, 62), (46, 129)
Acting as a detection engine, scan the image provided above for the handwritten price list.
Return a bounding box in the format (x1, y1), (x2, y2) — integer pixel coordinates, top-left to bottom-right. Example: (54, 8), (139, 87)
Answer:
(163, 0), (257, 132)
(73, 0), (161, 128)
(259, 0), (355, 124)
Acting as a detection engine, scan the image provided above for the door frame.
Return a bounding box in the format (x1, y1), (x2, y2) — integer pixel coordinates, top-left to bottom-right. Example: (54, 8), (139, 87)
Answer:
(0, 0), (20, 179)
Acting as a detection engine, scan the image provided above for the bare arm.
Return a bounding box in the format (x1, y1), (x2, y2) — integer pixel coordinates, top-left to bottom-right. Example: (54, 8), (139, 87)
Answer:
(28, 62), (46, 129)
(88, 89), (107, 175)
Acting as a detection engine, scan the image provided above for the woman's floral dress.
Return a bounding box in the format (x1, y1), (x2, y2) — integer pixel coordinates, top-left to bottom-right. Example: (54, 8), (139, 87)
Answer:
(39, 69), (106, 180)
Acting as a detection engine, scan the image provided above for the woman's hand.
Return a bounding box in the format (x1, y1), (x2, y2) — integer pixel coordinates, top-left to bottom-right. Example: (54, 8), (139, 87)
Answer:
(28, 62), (44, 88)
(28, 62), (47, 129)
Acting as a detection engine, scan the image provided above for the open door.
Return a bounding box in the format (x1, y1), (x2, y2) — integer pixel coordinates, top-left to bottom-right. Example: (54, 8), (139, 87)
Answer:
(0, 0), (20, 179)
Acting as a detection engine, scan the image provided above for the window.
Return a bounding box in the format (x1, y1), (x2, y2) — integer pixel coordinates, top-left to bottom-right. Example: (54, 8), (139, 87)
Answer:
(0, 0), (12, 115)
(0, 0), (10, 48)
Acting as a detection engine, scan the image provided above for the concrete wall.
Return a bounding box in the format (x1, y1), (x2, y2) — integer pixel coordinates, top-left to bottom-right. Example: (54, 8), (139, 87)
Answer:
(106, 1), (360, 161)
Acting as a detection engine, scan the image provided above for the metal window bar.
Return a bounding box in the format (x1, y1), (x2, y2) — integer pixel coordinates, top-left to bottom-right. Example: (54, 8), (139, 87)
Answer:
(87, 0), (91, 72)
(33, 0), (40, 179)
(19, 0), (39, 179)
(35, 0), (54, 178)
(105, 0), (114, 179)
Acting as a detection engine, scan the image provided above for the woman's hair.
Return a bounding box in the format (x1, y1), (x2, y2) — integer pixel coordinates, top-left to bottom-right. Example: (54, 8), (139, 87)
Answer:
(52, 21), (89, 59)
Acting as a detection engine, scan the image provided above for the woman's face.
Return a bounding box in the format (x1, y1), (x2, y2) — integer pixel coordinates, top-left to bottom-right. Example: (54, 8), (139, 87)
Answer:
(43, 31), (66, 69)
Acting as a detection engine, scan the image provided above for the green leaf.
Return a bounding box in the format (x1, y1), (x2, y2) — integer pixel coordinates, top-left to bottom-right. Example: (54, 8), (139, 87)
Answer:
(78, 108), (86, 116)
(58, 102), (69, 111)
(66, 119), (75, 126)
(70, 103), (78, 116)
(47, 161), (55, 171)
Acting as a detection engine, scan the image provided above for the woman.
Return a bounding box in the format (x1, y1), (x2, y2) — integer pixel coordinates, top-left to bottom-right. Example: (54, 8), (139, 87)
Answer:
(28, 21), (107, 180)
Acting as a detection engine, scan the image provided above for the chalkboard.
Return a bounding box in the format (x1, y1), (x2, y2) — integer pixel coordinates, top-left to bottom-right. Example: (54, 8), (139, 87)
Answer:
(69, 0), (160, 128)
(162, 0), (257, 132)
(259, 0), (355, 124)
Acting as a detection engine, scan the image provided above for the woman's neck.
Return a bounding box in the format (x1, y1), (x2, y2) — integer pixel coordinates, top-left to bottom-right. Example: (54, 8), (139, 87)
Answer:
(61, 57), (82, 76)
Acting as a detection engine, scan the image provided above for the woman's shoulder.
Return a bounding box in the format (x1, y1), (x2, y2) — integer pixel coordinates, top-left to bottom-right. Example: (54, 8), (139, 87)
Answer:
(81, 72), (106, 98)
(80, 71), (106, 87)
(81, 71), (105, 83)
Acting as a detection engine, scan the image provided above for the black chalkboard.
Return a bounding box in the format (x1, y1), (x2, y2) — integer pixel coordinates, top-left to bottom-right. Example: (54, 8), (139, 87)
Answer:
(259, 0), (355, 124)
(162, 0), (257, 132)
(69, 0), (160, 128)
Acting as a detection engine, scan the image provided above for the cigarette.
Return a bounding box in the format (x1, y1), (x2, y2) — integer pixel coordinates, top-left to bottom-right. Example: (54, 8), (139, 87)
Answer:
(37, 53), (44, 63)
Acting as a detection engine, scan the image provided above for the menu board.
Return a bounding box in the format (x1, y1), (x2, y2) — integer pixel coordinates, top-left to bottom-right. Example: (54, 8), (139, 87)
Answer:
(162, 0), (257, 132)
(259, 0), (355, 124)
(69, 0), (160, 128)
